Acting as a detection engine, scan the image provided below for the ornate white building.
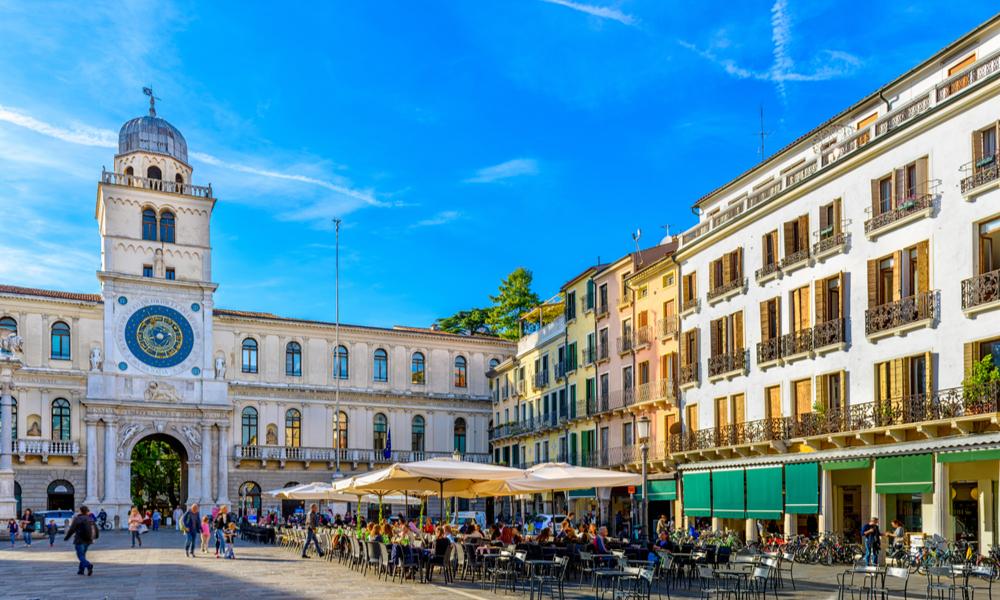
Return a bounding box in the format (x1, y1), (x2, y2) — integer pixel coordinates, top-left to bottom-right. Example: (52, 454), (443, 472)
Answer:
(0, 103), (513, 524)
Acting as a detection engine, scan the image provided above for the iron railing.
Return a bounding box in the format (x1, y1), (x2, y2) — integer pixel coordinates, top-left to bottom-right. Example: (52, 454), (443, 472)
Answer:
(707, 277), (745, 301)
(756, 337), (781, 364)
(781, 247), (810, 269)
(234, 445), (490, 464)
(865, 291), (936, 336)
(755, 262), (780, 281)
(781, 328), (814, 357)
(962, 269), (1000, 310)
(961, 154), (1000, 194)
(658, 316), (679, 339)
(635, 378), (676, 404)
(813, 230), (848, 256)
(680, 363), (699, 386)
(813, 317), (845, 349)
(707, 349), (747, 378)
(682, 297), (700, 313)
(864, 193), (933, 235)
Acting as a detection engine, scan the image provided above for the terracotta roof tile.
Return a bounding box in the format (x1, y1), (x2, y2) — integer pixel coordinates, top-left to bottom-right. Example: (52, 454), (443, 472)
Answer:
(0, 284), (101, 303)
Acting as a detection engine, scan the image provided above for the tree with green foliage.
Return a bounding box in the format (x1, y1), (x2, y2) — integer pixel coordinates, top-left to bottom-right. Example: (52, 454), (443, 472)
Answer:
(487, 267), (541, 340)
(964, 355), (1000, 402)
(131, 439), (182, 512)
(434, 307), (493, 336)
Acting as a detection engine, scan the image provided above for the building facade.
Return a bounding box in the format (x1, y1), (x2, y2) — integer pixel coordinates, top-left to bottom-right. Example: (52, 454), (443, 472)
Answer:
(0, 106), (513, 525)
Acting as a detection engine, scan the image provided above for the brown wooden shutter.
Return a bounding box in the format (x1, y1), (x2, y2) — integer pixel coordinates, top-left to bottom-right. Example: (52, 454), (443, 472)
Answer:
(816, 373), (827, 412)
(692, 328), (699, 364)
(734, 394), (746, 424)
(691, 274), (697, 298)
(871, 179), (881, 215)
(890, 358), (904, 400)
(767, 386), (782, 419)
(736, 247), (744, 280)
(893, 168), (905, 205)
(776, 297), (782, 337)
(838, 272), (846, 320)
(839, 370), (847, 412)
(916, 240), (929, 293)
(867, 259), (878, 308)
(680, 332), (689, 367)
(759, 300), (770, 341)
(924, 351), (933, 397)
(833, 198), (842, 234)
(819, 203), (830, 232)
(892, 251), (903, 300)
(721, 255), (731, 287)
(798, 215), (809, 251)
(761, 233), (769, 265)
(915, 157), (929, 197)
(815, 278), (827, 324)
(783, 221), (794, 257)
(802, 285), (811, 328)
(963, 342), (976, 379)
(734, 311), (744, 350)
(973, 130), (985, 165)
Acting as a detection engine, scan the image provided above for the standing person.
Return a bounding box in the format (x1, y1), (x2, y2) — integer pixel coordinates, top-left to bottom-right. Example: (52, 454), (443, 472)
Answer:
(656, 514), (669, 537)
(182, 503), (201, 557)
(173, 505), (184, 532)
(64, 505), (98, 576)
(152, 509), (161, 531)
(128, 507), (143, 548)
(46, 519), (58, 546)
(20, 509), (33, 546)
(214, 505), (231, 558)
(200, 516), (211, 554)
(862, 517), (882, 566)
(888, 519), (906, 556)
(301, 503), (324, 558)
(7, 518), (17, 546)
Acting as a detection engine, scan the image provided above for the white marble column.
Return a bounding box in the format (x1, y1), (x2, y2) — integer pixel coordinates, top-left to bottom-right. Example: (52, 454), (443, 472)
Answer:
(0, 361), (20, 520)
(927, 460), (949, 537)
(818, 467), (834, 533)
(102, 417), (118, 506)
(200, 423), (212, 506)
(83, 416), (99, 505)
(216, 423), (231, 506)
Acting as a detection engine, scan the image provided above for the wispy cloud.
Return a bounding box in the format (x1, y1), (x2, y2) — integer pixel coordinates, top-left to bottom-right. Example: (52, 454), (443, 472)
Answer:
(540, 0), (635, 26)
(0, 105), (116, 148)
(411, 210), (462, 228)
(678, 0), (861, 99)
(465, 158), (539, 184)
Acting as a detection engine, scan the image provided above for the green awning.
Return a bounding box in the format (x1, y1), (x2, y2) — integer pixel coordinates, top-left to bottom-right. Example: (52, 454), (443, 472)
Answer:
(711, 469), (745, 519)
(745, 466), (783, 519)
(875, 454), (933, 494)
(784, 462), (819, 514)
(635, 480), (677, 501)
(682, 472), (711, 517)
(821, 459), (871, 471)
(938, 449), (1000, 463)
(568, 487), (596, 499)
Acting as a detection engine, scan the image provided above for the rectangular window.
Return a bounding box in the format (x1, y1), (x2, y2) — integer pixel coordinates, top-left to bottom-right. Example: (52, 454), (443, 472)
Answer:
(685, 404), (698, 432)
(979, 217), (1000, 275)
(165, 268), (175, 280)
(142, 265), (153, 278)
(598, 283), (608, 312)
(638, 361), (649, 386)
(793, 378), (812, 419)
(566, 291), (576, 320)
(766, 385), (782, 419)
(790, 285), (810, 332)
(623, 422), (633, 447)
(714, 397), (728, 429)
(879, 176), (893, 214)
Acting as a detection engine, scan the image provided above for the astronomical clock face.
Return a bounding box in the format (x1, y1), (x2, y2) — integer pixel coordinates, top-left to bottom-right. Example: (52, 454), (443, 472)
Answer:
(119, 304), (196, 372)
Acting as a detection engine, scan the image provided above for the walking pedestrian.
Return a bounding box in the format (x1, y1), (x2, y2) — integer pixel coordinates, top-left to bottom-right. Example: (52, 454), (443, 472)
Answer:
(862, 516), (882, 566)
(46, 520), (57, 546)
(301, 503), (324, 558)
(7, 518), (17, 546)
(182, 503), (201, 557)
(173, 505), (183, 532)
(200, 516), (211, 554)
(20, 509), (33, 546)
(214, 505), (231, 557)
(128, 507), (143, 548)
(64, 505), (98, 576)
(152, 509), (161, 531)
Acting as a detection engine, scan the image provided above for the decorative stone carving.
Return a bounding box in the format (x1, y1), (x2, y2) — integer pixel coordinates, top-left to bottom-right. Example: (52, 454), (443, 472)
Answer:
(89, 346), (103, 371)
(117, 422), (146, 457)
(144, 380), (180, 403)
(214, 356), (226, 380)
(154, 420), (166, 433)
(172, 425), (202, 460)
(0, 333), (24, 357)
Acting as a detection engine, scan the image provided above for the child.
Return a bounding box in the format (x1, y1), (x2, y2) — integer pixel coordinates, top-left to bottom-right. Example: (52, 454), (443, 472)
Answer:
(200, 516), (211, 554)
(223, 522), (237, 559)
(8, 519), (18, 546)
(46, 520), (57, 546)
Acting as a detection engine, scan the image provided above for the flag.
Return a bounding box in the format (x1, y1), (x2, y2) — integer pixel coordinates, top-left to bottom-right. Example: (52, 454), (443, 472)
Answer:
(383, 428), (392, 460)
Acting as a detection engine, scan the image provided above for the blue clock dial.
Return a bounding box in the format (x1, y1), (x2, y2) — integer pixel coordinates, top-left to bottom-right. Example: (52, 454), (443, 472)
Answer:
(124, 305), (194, 368)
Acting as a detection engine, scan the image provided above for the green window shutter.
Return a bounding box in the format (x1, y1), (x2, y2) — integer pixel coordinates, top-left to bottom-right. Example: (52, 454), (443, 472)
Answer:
(745, 466), (783, 519)
(938, 449), (1000, 463)
(784, 462), (819, 514)
(875, 454), (933, 494)
(711, 469), (745, 518)
(581, 432), (590, 466)
(570, 385), (577, 419)
(821, 459), (871, 471)
(569, 432), (578, 465)
(636, 480), (677, 501)
(682, 472), (712, 517)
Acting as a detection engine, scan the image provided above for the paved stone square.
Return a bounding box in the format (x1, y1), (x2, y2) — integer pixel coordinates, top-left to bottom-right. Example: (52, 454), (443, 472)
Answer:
(1, 530), (986, 600)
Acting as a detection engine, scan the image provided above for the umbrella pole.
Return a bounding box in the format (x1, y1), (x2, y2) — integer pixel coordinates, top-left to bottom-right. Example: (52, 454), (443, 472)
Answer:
(439, 481), (444, 525)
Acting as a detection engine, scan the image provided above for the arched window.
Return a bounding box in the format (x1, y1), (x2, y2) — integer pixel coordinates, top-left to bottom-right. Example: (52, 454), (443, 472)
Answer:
(141, 208), (157, 241)
(373, 348), (388, 382)
(373, 413), (388, 451)
(453, 417), (467, 454)
(334, 411), (348, 449)
(124, 166), (134, 177)
(241, 338), (258, 373)
(411, 352), (425, 384)
(147, 165), (162, 179)
(159, 210), (175, 243)
(454, 355), (468, 388)
(0, 316), (16, 335)
(238, 481), (262, 518)
(241, 407), (258, 445)
(50, 321), (71, 360)
(285, 342), (302, 376)
(174, 173), (184, 191)
(333, 345), (348, 380)
(284, 409), (301, 447)
(411, 415), (425, 453)
(46, 479), (74, 511)
(51, 398), (70, 441)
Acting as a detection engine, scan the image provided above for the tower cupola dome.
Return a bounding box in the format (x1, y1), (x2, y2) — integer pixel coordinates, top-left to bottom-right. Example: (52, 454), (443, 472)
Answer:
(117, 88), (188, 165)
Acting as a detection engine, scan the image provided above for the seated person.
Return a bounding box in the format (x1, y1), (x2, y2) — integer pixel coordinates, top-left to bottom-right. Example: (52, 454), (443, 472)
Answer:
(592, 526), (610, 554)
(655, 531), (670, 549)
(535, 527), (552, 544)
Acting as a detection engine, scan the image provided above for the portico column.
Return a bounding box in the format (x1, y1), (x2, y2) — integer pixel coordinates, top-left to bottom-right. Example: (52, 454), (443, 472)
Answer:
(103, 417), (118, 507)
(0, 360), (21, 520)
(83, 416), (100, 505)
(200, 423), (212, 506)
(216, 423), (231, 506)
(928, 459), (949, 537)
(818, 467), (834, 533)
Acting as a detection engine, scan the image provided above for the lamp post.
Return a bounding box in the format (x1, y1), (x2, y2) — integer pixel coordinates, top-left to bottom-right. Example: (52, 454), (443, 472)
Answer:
(637, 414), (650, 544)
(333, 218), (343, 480)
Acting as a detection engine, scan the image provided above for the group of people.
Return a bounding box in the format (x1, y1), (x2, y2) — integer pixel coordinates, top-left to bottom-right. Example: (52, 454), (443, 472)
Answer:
(7, 508), (63, 547)
(177, 503), (238, 559)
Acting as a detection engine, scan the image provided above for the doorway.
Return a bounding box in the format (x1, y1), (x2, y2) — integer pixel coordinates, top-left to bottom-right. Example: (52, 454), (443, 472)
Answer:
(952, 482), (980, 543)
(130, 434), (188, 513)
(46, 480), (75, 510)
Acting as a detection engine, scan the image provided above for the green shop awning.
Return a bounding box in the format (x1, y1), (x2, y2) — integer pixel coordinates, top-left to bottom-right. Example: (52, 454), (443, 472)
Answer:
(635, 480), (677, 501)
(784, 462), (819, 514)
(745, 466), (783, 520)
(568, 488), (596, 499)
(938, 449), (1000, 463)
(821, 459), (871, 471)
(875, 454), (933, 494)
(711, 468), (745, 519)
(682, 472), (711, 517)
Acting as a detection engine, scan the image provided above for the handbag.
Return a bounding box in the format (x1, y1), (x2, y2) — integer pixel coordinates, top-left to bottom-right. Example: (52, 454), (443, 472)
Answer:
(138, 524), (149, 535)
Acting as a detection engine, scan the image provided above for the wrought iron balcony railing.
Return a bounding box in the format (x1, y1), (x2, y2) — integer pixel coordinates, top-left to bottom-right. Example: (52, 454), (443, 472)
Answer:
(533, 370), (550, 389)
(813, 231), (848, 257)
(781, 328), (814, 357)
(813, 317), (845, 349)
(581, 346), (597, 366)
(755, 262), (780, 281)
(707, 349), (747, 378)
(707, 278), (745, 301)
(756, 337), (782, 364)
(781, 247), (810, 270)
(679, 363), (699, 386)
(234, 445), (490, 465)
(962, 269), (1000, 310)
(635, 378), (676, 404)
(864, 193), (932, 235)
(962, 154), (1000, 194)
(658, 316), (679, 339)
(865, 291), (936, 336)
(682, 297), (700, 313)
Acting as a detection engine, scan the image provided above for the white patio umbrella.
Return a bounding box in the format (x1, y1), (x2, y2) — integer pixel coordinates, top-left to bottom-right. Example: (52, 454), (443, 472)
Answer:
(468, 462), (641, 496)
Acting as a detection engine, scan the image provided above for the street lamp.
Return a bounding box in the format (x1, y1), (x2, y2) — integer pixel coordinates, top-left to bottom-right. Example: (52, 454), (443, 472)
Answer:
(637, 415), (650, 544)
(332, 218), (343, 480)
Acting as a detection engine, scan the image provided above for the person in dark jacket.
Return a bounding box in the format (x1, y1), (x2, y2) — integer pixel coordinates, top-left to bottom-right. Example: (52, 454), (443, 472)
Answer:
(301, 504), (324, 558)
(64, 506), (98, 576)
(182, 503), (201, 557)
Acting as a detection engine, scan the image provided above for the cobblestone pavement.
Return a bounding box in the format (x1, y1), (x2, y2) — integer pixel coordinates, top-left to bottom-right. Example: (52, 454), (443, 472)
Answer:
(0, 531), (984, 600)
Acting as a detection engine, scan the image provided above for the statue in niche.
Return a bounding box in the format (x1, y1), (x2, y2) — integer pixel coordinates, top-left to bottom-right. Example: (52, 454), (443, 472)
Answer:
(265, 425), (277, 445)
(89, 346), (103, 371)
(26, 421), (41, 437)
(215, 356), (226, 379)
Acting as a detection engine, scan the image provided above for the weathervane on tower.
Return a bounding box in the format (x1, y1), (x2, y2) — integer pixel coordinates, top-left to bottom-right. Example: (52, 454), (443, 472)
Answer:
(143, 86), (159, 117)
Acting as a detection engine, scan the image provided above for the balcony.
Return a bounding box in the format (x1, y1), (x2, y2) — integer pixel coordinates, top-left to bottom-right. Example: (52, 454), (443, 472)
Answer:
(101, 169), (213, 198)
(564, 354), (578, 374)
(635, 378), (676, 406)
(875, 92), (932, 136)
(658, 316), (679, 339)
(747, 180), (783, 209)
(597, 342), (610, 362)
(13, 439), (80, 463)
(813, 230), (849, 261)
(780, 247), (810, 273)
(706, 277), (746, 305)
(961, 154), (1000, 197)
(589, 387), (635, 415)
(865, 291), (937, 339)
(784, 160), (818, 187)
(669, 417), (790, 452)
(581, 346), (597, 366)
(554, 360), (567, 380)
(679, 363), (699, 387)
(863, 193), (933, 239)
(707, 349), (747, 380)
(813, 317), (846, 352)
(756, 338), (782, 367)
(513, 380), (525, 397)
(581, 293), (596, 313)
(936, 49), (1000, 103)
(617, 295), (632, 310)
(780, 328), (814, 361)
(617, 326), (653, 354)
(233, 445), (490, 467)
(755, 262), (780, 284)
(962, 269), (1000, 314)
(617, 332), (635, 354)
(596, 301), (609, 318)
(681, 296), (700, 315)
(533, 370), (550, 389)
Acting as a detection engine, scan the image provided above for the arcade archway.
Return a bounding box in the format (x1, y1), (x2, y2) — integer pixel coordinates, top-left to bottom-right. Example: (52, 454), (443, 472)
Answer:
(130, 434), (188, 513)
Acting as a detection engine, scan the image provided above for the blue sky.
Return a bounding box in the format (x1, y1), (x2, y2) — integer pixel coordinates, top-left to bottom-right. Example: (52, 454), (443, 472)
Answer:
(0, 1), (996, 327)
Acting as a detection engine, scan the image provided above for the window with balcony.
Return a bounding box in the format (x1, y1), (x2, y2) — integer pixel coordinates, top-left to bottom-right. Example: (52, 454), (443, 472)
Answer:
(566, 341), (577, 371)
(757, 229), (779, 281)
(765, 385), (782, 419)
(638, 361), (649, 386)
(682, 273), (698, 312)
(373, 413), (388, 450)
(874, 352), (933, 424)
(708, 249), (744, 300)
(454, 418), (467, 453)
(963, 217), (1000, 311)
(285, 409), (301, 448)
(783, 285), (812, 358)
(714, 396), (729, 435)
(866, 241), (933, 337)
(680, 329), (699, 386)
(51, 398), (71, 441)
(793, 378), (812, 421)
(782, 214), (810, 269)
(867, 157), (930, 235)
(241, 406), (258, 445)
(757, 297), (781, 365)
(619, 318), (633, 354)
(817, 371), (845, 414)
(598, 328), (609, 361)
(709, 312), (744, 377)
(685, 403), (699, 432)
(814, 273), (845, 349)
(597, 283), (609, 315)
(963, 122), (999, 194)
(816, 198), (846, 257)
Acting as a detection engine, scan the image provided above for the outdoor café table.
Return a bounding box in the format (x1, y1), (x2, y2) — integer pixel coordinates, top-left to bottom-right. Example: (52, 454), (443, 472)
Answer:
(592, 568), (634, 600)
(479, 553), (507, 589)
(525, 559), (558, 577)
(714, 567), (751, 592)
